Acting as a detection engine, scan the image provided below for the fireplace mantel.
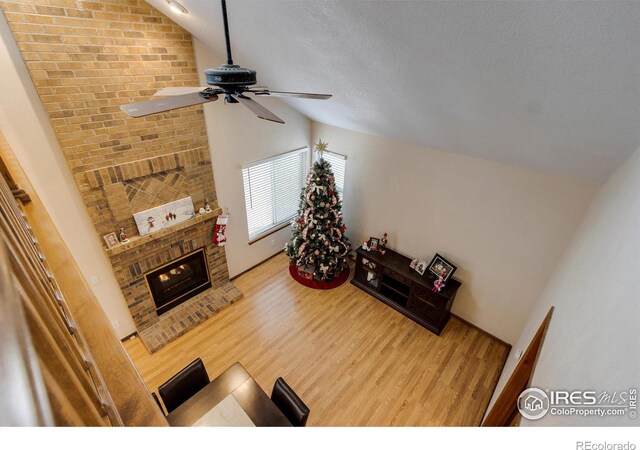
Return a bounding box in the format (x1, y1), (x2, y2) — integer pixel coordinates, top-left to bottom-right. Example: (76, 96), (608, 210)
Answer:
(105, 208), (222, 257)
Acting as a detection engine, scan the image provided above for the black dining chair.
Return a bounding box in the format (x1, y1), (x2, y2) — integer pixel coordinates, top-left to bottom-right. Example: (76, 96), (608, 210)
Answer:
(151, 391), (166, 415)
(158, 357), (209, 413)
(271, 377), (310, 426)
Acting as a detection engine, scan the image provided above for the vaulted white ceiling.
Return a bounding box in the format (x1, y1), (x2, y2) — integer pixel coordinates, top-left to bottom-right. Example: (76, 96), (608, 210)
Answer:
(147, 0), (640, 183)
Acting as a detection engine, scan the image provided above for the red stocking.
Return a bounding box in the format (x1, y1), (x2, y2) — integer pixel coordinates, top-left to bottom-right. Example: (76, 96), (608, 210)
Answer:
(212, 214), (228, 246)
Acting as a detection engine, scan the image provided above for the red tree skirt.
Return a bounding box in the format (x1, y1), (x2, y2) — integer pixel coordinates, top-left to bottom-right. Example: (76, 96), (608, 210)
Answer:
(289, 264), (351, 290)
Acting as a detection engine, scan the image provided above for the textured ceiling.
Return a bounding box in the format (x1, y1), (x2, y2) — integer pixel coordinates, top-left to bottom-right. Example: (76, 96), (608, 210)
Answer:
(147, 0), (640, 183)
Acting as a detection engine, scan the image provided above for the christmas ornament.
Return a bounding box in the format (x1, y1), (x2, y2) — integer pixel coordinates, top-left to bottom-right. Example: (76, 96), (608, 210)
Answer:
(315, 139), (329, 155)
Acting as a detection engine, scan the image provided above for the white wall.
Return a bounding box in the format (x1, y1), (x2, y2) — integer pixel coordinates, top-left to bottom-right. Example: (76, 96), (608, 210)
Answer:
(490, 147), (640, 426)
(0, 15), (135, 338)
(193, 39), (312, 277)
(311, 122), (597, 344)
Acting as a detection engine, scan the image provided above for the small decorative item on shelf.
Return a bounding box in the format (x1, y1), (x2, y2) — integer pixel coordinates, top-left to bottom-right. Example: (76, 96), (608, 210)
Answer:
(432, 274), (446, 292)
(379, 233), (388, 255)
(118, 227), (129, 243)
(199, 207), (206, 215)
(103, 232), (118, 249)
(367, 237), (380, 252)
(362, 240), (370, 251)
(427, 253), (457, 282)
(204, 198), (212, 213)
(414, 259), (427, 275)
(410, 259), (418, 269)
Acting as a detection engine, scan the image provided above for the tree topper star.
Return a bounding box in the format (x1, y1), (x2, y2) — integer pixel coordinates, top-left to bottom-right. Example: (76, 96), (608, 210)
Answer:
(315, 139), (328, 156)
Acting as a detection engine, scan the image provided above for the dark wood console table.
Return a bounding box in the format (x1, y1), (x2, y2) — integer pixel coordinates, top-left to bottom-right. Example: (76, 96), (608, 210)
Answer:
(351, 246), (461, 335)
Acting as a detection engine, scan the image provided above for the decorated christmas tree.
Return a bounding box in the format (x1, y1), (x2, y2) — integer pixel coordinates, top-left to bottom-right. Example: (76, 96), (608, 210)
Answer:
(285, 140), (351, 281)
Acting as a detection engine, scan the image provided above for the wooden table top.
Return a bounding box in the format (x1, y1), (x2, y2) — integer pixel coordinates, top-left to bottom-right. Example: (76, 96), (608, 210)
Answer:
(166, 362), (291, 427)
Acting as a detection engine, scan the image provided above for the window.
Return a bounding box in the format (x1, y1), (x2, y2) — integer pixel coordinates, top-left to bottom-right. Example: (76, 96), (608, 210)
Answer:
(317, 150), (347, 195)
(242, 147), (309, 241)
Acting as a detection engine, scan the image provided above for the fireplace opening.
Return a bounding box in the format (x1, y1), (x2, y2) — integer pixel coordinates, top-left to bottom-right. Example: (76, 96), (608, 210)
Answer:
(145, 248), (211, 315)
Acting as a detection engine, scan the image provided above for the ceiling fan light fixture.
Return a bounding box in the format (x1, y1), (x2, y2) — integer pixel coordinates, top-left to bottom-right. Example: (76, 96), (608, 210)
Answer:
(166, 0), (188, 15)
(120, 0), (331, 123)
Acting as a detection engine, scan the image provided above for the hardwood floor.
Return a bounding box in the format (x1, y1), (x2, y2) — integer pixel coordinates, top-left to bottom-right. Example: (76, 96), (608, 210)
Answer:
(123, 253), (509, 426)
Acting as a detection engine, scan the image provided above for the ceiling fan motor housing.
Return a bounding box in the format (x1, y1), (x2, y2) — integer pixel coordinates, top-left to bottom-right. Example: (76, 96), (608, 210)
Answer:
(205, 64), (257, 87)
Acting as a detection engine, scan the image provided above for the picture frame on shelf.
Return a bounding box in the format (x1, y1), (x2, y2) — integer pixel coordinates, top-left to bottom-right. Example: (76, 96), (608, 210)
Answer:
(428, 253), (456, 281)
(367, 237), (380, 251)
(103, 232), (119, 249)
(414, 259), (427, 275)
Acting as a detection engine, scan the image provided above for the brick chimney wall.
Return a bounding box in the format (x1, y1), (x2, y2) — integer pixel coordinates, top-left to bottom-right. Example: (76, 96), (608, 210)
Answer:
(1, 0), (215, 237)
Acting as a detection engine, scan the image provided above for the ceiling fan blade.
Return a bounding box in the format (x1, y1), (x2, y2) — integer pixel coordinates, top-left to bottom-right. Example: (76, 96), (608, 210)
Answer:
(235, 95), (284, 124)
(120, 92), (218, 118)
(247, 89), (331, 100)
(154, 87), (208, 96)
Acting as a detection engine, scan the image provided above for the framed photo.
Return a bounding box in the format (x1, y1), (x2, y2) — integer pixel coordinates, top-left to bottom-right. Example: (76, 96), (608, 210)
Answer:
(103, 232), (119, 248)
(428, 253), (457, 281)
(368, 237), (380, 251)
(414, 259), (427, 275)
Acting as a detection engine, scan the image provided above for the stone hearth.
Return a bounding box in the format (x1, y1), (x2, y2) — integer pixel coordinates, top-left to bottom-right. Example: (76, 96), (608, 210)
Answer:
(138, 283), (241, 353)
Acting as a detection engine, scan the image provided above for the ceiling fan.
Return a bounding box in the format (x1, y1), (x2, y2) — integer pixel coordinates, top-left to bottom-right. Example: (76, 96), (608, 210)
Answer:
(120, 0), (331, 124)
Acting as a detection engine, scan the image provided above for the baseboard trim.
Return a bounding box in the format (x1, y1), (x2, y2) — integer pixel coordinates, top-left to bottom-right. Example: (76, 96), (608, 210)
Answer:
(230, 249), (285, 281)
(451, 313), (512, 350)
(119, 331), (137, 342)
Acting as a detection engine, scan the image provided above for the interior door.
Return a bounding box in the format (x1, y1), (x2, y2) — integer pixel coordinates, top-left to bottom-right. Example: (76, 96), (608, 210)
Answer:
(482, 307), (554, 426)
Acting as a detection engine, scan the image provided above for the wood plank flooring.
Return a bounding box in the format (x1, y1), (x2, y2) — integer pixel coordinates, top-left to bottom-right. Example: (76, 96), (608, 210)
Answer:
(123, 253), (509, 426)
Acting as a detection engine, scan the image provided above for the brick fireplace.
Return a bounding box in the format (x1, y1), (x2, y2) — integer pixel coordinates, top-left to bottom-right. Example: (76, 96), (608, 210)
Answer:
(1, 0), (243, 352)
(82, 145), (243, 353)
(106, 203), (242, 353)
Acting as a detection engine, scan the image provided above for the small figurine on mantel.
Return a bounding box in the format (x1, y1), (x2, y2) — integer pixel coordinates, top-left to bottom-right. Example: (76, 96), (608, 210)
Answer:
(204, 198), (212, 213)
(118, 227), (129, 243)
(146, 216), (155, 233)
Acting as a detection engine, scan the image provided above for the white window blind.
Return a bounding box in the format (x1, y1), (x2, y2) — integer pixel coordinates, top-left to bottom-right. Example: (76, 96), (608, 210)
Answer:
(242, 147), (309, 241)
(317, 150), (347, 195)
